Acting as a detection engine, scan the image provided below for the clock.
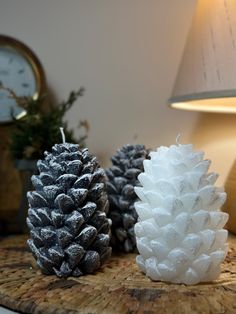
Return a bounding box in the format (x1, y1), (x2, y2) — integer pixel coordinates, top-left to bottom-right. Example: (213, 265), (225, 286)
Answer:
(0, 35), (46, 124)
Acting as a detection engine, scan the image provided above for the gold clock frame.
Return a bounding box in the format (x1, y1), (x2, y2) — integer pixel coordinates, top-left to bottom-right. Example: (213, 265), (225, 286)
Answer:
(0, 34), (46, 123)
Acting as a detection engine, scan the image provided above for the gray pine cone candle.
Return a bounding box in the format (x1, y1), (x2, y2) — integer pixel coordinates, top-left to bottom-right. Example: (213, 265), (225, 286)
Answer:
(27, 128), (112, 277)
(106, 144), (149, 252)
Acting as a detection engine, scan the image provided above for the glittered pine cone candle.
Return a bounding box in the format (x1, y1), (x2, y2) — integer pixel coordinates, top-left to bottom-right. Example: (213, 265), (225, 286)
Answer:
(106, 144), (149, 252)
(134, 142), (229, 285)
(27, 137), (112, 278)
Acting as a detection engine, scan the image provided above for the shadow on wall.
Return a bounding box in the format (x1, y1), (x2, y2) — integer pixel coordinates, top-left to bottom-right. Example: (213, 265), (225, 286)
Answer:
(191, 113), (236, 185)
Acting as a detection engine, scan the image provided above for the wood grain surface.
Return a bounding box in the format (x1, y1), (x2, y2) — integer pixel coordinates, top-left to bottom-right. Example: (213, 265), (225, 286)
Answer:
(0, 126), (21, 234)
(0, 235), (236, 314)
(0, 127), (21, 212)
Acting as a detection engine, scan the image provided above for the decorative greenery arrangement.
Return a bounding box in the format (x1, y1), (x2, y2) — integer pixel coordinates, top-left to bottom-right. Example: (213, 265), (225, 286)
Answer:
(5, 87), (89, 160)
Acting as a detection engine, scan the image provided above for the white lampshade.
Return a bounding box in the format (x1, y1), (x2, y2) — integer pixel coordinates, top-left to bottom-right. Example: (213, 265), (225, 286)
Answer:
(169, 0), (236, 113)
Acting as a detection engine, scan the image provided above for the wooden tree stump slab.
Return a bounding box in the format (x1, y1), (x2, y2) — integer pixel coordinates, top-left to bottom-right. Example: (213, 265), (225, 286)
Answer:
(0, 235), (236, 314)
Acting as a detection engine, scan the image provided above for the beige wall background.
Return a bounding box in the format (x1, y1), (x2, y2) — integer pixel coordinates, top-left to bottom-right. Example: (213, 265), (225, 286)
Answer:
(1, 0), (236, 185)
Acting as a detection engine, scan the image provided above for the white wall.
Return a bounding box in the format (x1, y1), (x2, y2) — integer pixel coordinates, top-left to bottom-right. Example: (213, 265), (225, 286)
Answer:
(0, 0), (197, 155)
(3, 0), (234, 186)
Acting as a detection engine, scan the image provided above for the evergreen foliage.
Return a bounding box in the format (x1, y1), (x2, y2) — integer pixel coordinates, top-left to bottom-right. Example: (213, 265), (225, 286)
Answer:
(4, 87), (89, 160)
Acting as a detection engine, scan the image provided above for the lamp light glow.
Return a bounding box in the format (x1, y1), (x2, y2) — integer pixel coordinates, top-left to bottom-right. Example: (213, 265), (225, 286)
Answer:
(171, 97), (236, 113)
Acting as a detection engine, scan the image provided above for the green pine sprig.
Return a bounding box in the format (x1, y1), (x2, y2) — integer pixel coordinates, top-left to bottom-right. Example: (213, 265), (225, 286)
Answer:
(3, 87), (89, 160)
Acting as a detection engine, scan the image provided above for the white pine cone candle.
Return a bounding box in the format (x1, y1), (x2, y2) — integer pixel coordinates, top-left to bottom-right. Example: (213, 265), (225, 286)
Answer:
(134, 143), (229, 285)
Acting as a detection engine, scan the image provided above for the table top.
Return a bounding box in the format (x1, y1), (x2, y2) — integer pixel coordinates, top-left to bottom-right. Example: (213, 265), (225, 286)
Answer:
(0, 235), (236, 314)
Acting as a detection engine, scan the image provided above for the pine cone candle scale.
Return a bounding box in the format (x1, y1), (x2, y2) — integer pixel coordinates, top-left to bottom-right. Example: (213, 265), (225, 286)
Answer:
(27, 140), (112, 278)
(106, 144), (149, 252)
(134, 143), (228, 285)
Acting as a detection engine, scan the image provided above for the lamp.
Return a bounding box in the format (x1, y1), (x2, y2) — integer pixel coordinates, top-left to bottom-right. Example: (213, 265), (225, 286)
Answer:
(169, 0), (236, 113)
(169, 0), (236, 233)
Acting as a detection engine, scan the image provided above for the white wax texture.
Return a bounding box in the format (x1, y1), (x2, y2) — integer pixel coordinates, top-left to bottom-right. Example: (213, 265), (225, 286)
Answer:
(134, 144), (228, 285)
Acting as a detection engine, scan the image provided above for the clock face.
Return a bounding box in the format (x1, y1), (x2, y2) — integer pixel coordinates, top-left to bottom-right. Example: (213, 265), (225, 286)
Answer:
(0, 46), (37, 123)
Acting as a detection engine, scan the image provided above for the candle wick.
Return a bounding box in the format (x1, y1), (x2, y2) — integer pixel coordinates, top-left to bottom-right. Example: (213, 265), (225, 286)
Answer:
(60, 127), (66, 144)
(176, 133), (182, 145)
